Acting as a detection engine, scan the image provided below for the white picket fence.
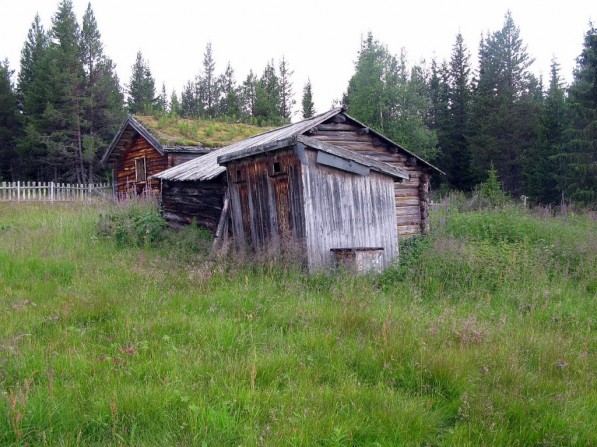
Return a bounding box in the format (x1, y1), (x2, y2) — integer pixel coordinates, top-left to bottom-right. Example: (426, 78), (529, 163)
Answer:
(0, 181), (113, 202)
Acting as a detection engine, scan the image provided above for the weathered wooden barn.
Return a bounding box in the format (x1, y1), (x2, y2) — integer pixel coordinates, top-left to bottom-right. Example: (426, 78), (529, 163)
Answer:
(153, 108), (443, 237)
(217, 135), (408, 271)
(102, 116), (209, 195)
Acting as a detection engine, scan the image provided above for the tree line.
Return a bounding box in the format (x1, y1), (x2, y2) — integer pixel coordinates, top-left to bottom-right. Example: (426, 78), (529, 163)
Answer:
(343, 14), (597, 206)
(0, 3), (595, 206)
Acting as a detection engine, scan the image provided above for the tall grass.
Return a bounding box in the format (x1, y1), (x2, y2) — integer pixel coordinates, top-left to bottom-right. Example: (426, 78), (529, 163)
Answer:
(0, 202), (595, 445)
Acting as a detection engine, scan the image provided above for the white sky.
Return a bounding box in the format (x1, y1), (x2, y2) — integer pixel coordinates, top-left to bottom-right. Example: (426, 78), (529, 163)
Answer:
(1, 0), (595, 118)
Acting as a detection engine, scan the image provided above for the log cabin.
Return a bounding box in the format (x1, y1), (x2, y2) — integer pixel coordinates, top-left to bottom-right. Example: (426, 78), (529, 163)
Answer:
(101, 116), (209, 196)
(217, 135), (408, 272)
(153, 108), (443, 238)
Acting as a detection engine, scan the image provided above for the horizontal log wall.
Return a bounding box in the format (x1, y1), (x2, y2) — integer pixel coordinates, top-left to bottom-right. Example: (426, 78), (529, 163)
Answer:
(312, 122), (431, 237)
(116, 135), (166, 194)
(160, 178), (227, 232)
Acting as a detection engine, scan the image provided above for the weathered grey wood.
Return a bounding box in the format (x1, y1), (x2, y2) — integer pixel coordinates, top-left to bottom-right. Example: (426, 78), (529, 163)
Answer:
(301, 148), (398, 271)
(210, 191), (230, 257)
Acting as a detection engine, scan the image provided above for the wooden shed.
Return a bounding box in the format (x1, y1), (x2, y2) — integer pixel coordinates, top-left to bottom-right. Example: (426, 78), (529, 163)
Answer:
(218, 135), (408, 271)
(102, 116), (209, 196)
(153, 108), (443, 237)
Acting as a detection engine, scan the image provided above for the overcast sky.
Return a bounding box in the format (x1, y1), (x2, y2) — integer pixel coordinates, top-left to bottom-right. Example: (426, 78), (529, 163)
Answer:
(1, 0), (595, 117)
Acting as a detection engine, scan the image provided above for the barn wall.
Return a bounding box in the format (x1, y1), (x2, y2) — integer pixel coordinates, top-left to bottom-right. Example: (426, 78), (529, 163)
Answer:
(160, 177), (227, 232)
(301, 148), (398, 271)
(226, 148), (306, 256)
(311, 122), (431, 237)
(115, 135), (166, 194)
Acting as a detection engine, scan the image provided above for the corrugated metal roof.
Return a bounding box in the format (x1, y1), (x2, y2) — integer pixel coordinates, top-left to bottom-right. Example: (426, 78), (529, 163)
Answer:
(153, 108), (342, 181)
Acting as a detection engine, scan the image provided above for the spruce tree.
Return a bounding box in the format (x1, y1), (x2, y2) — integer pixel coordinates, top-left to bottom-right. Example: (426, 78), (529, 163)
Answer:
(239, 70), (257, 120)
(438, 33), (475, 190)
(199, 42), (217, 118)
(301, 78), (315, 119)
(169, 90), (180, 116)
(254, 60), (282, 124)
(217, 62), (240, 118)
(180, 80), (198, 118)
(562, 23), (597, 205)
(0, 60), (21, 180)
(155, 82), (168, 113)
(127, 51), (156, 114)
(469, 12), (541, 195)
(16, 14), (49, 178)
(524, 60), (567, 204)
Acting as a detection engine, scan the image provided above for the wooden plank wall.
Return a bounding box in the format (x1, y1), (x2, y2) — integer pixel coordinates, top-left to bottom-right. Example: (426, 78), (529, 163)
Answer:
(160, 178), (227, 232)
(115, 135), (167, 194)
(226, 149), (306, 255)
(301, 148), (398, 271)
(311, 122), (431, 237)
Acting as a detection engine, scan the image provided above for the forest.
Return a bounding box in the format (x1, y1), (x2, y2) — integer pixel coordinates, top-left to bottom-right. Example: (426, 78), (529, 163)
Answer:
(0, 0), (595, 206)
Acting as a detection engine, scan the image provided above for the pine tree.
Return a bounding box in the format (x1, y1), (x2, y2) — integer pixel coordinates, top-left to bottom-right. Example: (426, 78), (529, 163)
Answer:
(0, 60), (21, 180)
(127, 51), (156, 114)
(562, 23), (597, 205)
(301, 78), (315, 119)
(278, 56), (295, 120)
(80, 2), (124, 180)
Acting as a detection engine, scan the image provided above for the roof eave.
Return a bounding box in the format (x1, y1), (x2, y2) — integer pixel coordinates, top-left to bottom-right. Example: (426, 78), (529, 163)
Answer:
(101, 115), (164, 165)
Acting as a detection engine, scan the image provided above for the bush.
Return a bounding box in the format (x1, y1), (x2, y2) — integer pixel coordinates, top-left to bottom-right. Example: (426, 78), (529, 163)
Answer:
(97, 203), (167, 247)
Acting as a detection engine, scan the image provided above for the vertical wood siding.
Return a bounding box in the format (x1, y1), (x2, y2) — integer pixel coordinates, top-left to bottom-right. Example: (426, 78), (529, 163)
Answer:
(227, 149), (306, 255)
(311, 123), (431, 237)
(115, 135), (167, 194)
(300, 148), (398, 271)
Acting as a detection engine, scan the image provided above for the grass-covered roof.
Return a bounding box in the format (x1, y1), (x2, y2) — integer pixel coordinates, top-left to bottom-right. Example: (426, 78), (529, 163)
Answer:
(134, 115), (270, 148)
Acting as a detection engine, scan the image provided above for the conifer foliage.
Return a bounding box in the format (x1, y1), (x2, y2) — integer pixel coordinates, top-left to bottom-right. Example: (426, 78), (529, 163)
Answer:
(10, 1), (123, 182)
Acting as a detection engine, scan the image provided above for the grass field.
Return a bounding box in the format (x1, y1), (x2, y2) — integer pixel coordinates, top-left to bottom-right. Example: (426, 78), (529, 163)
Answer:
(0, 201), (595, 446)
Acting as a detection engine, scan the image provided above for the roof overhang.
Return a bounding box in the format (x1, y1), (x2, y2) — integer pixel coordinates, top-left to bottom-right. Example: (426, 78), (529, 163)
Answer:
(217, 134), (408, 181)
(101, 116), (164, 165)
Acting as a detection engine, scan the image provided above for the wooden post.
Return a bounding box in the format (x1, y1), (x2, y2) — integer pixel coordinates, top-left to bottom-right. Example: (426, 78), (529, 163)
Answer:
(50, 181), (54, 202)
(210, 191), (230, 258)
(17, 181), (20, 202)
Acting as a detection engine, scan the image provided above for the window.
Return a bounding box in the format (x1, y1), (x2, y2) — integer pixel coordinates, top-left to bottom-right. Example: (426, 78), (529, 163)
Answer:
(135, 157), (146, 183)
(269, 159), (286, 177)
(232, 167), (245, 183)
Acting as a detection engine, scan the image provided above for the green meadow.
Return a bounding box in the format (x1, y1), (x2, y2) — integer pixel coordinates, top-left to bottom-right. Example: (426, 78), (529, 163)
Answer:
(0, 201), (595, 446)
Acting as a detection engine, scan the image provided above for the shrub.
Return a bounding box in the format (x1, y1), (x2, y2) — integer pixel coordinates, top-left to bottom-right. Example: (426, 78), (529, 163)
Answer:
(97, 203), (167, 247)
